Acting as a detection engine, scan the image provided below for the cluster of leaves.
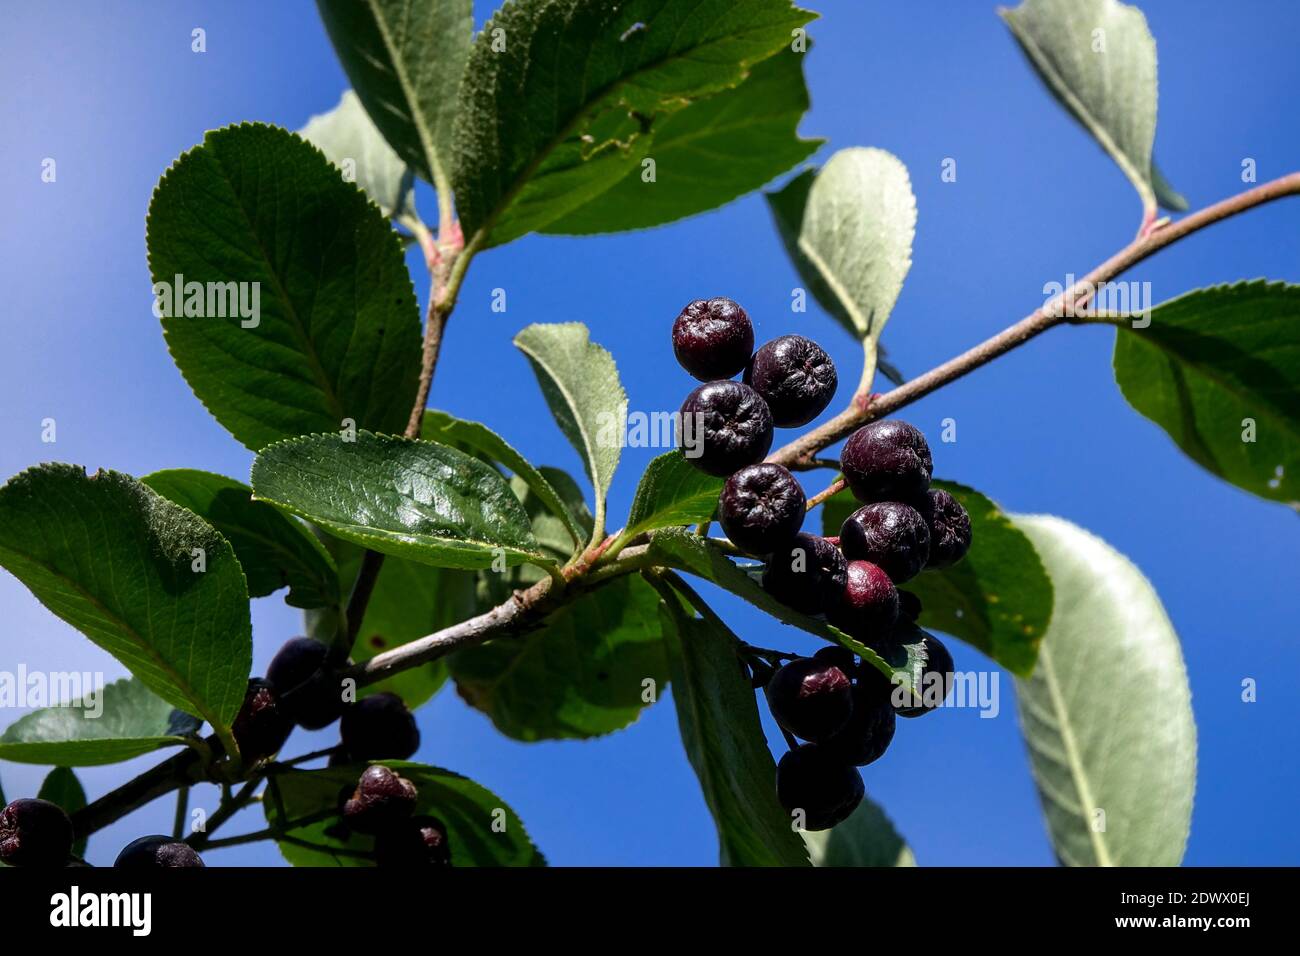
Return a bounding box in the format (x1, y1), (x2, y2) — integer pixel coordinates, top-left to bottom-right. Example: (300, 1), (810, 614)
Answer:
(0, 0), (1294, 868)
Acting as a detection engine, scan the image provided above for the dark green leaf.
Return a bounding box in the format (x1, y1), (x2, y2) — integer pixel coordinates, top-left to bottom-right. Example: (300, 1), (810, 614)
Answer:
(251, 432), (548, 570)
(422, 410), (584, 546)
(822, 481), (1053, 677)
(1112, 281), (1300, 507)
(803, 794), (916, 866)
(315, 0), (473, 191)
(615, 451), (723, 548)
(147, 123), (421, 450)
(0, 466), (251, 747)
(0, 678), (200, 767)
(268, 761), (545, 866)
(658, 594), (810, 866)
(452, 0), (817, 247)
(37, 768), (87, 856)
(543, 48), (820, 234)
(143, 469), (340, 610)
(449, 575), (667, 741)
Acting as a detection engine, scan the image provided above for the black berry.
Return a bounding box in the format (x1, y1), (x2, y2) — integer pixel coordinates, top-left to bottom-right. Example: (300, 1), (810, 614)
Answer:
(679, 380), (774, 477)
(374, 816), (452, 867)
(812, 644), (858, 673)
(897, 590), (922, 622)
(841, 420), (933, 502)
(672, 297), (754, 380)
(231, 678), (293, 763)
(114, 835), (205, 868)
(0, 798), (73, 867)
(340, 692), (420, 760)
(821, 683), (897, 767)
(765, 657), (854, 743)
(719, 464), (805, 555)
(762, 533), (848, 614)
(827, 559), (900, 640)
(267, 636), (345, 730)
(896, 634), (955, 718)
(775, 744), (864, 831)
(743, 335), (838, 427)
(840, 502), (931, 583)
(341, 765), (418, 835)
(918, 488), (972, 569)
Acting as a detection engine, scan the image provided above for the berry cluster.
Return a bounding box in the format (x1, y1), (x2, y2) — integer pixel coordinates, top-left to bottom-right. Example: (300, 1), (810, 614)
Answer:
(336, 765), (450, 866)
(672, 300), (973, 831)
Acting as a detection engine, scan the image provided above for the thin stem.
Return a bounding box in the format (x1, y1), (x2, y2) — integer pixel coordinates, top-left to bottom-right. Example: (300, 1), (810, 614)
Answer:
(188, 778), (261, 850)
(806, 478), (846, 511)
(70, 748), (203, 839)
(269, 746), (342, 770)
(172, 787), (190, 840)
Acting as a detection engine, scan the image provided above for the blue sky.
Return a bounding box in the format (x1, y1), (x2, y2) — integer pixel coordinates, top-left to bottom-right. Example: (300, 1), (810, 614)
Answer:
(1, 0), (1297, 866)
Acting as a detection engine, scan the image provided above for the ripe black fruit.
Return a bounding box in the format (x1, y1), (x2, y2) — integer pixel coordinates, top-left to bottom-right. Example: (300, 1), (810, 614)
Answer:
(679, 380), (774, 476)
(719, 464), (805, 556)
(896, 634), (955, 718)
(267, 636), (345, 730)
(765, 657), (854, 742)
(374, 815), (452, 867)
(918, 488), (972, 569)
(743, 335), (838, 427)
(821, 684), (897, 767)
(841, 420), (933, 502)
(0, 798), (73, 867)
(341, 765), (418, 834)
(340, 692), (420, 760)
(840, 501), (931, 583)
(231, 678), (293, 763)
(114, 835), (204, 868)
(672, 297), (754, 380)
(775, 744), (864, 831)
(763, 533), (848, 614)
(812, 644), (858, 673)
(827, 559), (899, 640)
(897, 589), (922, 622)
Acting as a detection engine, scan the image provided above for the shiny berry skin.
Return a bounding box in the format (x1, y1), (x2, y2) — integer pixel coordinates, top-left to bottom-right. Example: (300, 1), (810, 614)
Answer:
(375, 816), (452, 867)
(763, 533), (848, 615)
(840, 502), (930, 583)
(340, 692), (420, 761)
(765, 657), (854, 742)
(841, 420), (933, 502)
(267, 636), (345, 730)
(672, 297), (755, 380)
(0, 799), (73, 867)
(896, 635), (955, 718)
(828, 559), (899, 640)
(678, 381), (774, 477)
(821, 684), (897, 767)
(743, 335), (838, 427)
(917, 488), (972, 569)
(114, 835), (205, 868)
(775, 744), (864, 831)
(231, 678), (293, 763)
(719, 464), (806, 556)
(342, 765), (418, 835)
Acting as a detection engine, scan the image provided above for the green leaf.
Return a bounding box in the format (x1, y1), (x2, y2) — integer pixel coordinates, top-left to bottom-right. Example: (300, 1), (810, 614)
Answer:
(616, 451), (724, 548)
(268, 761), (545, 867)
(0, 465), (251, 745)
(251, 431), (547, 571)
(0, 678), (200, 767)
(299, 89), (420, 224)
(315, 0), (473, 191)
(650, 529), (926, 693)
(38, 768), (87, 857)
(543, 47), (821, 234)
(658, 594), (810, 866)
(452, 0), (817, 247)
(822, 481), (1053, 677)
(422, 410), (584, 546)
(147, 123), (422, 450)
(514, 323), (628, 538)
(449, 575), (668, 741)
(803, 795), (916, 867)
(1001, 0), (1186, 215)
(143, 469), (340, 611)
(1111, 281), (1300, 508)
(1013, 514), (1195, 866)
(767, 147), (916, 387)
